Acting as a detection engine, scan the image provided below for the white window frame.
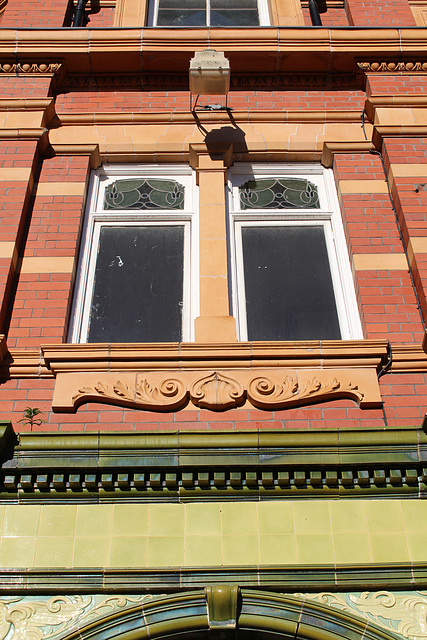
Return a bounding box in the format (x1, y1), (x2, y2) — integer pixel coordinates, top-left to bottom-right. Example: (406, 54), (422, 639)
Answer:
(69, 164), (199, 343)
(228, 163), (363, 342)
(148, 0), (270, 26)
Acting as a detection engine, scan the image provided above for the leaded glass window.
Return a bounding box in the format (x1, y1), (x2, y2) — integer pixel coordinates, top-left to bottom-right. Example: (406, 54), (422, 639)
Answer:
(152, 0), (261, 26)
(229, 166), (363, 342)
(239, 178), (320, 210)
(104, 178), (185, 210)
(69, 167), (195, 344)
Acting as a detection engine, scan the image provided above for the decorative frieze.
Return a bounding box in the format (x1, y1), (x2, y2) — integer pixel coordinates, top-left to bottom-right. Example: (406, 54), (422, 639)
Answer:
(57, 368), (378, 412)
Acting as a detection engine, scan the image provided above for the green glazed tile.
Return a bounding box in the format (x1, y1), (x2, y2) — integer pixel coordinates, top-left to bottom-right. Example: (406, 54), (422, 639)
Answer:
(75, 505), (113, 537)
(293, 501), (332, 535)
(406, 532), (427, 562)
(0, 537), (36, 568)
(110, 536), (148, 567)
(329, 501), (368, 534)
(147, 536), (184, 567)
(333, 533), (372, 563)
(221, 502), (258, 536)
(222, 535), (259, 565)
(148, 504), (185, 537)
(3, 505), (41, 537)
(39, 505), (77, 537)
(185, 503), (222, 536)
(259, 534), (297, 564)
(34, 536), (74, 568)
(365, 501), (405, 532)
(401, 500), (427, 532)
(258, 502), (294, 535)
(185, 535), (222, 566)
(73, 536), (112, 568)
(296, 534), (334, 564)
(112, 504), (149, 536)
(370, 533), (409, 563)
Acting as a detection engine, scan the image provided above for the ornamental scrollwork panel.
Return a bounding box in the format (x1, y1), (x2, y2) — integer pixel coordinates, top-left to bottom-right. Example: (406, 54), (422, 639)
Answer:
(54, 367), (381, 412)
(0, 595), (155, 640)
(297, 591), (427, 640)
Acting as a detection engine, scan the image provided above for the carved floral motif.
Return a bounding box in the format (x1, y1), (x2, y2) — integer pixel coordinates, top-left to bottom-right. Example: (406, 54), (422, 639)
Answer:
(0, 63), (62, 74)
(73, 377), (187, 410)
(0, 595), (155, 640)
(297, 591), (427, 640)
(66, 368), (371, 412)
(358, 61), (427, 73)
(190, 372), (244, 409)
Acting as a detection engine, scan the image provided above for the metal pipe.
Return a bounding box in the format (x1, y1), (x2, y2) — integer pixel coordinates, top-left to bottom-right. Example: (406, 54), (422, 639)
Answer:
(308, 0), (322, 25)
(72, 0), (87, 27)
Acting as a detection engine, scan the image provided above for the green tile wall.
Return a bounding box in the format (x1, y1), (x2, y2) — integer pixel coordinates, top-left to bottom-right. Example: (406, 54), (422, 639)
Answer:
(0, 500), (426, 569)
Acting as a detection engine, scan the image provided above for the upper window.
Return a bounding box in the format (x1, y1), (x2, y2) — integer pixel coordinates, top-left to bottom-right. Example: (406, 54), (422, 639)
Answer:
(69, 166), (198, 344)
(228, 165), (362, 342)
(148, 0), (268, 26)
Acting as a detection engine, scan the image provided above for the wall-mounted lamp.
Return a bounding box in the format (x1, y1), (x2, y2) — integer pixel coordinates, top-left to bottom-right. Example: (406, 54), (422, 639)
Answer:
(189, 50), (231, 111)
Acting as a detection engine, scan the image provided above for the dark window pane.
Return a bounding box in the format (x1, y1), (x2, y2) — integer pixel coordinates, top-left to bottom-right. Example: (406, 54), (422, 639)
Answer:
(159, 0), (205, 7)
(241, 226), (341, 341)
(157, 8), (206, 24)
(211, 0), (258, 8)
(211, 8), (259, 24)
(88, 226), (184, 343)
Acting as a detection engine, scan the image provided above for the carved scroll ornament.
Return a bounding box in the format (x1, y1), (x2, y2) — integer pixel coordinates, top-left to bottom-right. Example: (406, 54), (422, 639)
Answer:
(52, 367), (381, 412)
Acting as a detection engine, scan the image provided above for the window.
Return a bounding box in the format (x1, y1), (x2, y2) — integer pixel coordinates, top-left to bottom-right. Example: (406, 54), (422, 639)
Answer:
(148, 0), (268, 26)
(69, 166), (198, 343)
(228, 164), (362, 342)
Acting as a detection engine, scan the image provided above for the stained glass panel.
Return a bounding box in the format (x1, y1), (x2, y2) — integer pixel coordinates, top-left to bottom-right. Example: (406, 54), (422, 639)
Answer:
(104, 179), (185, 210)
(239, 177), (320, 210)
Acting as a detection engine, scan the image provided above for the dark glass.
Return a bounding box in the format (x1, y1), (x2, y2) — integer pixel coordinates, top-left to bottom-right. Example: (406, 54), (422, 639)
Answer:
(159, 0), (204, 7)
(241, 226), (341, 341)
(88, 226), (184, 343)
(211, 9), (258, 24)
(157, 8), (206, 24)
(211, 0), (258, 7)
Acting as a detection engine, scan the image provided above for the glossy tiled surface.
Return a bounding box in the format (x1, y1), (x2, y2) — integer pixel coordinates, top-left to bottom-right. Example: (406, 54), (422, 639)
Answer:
(0, 499), (426, 568)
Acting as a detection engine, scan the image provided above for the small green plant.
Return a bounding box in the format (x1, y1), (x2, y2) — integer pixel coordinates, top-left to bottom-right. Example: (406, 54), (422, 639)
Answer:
(18, 407), (46, 428)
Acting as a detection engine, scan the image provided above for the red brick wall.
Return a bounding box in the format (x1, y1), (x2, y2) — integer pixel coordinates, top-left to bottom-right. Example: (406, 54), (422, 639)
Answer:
(7, 154), (90, 348)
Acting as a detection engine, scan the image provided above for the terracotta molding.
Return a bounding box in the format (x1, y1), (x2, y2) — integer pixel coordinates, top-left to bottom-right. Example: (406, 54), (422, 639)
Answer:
(41, 340), (389, 372)
(0, 62), (62, 75)
(391, 343), (427, 371)
(57, 111), (364, 126)
(1, 30), (427, 76)
(0, 128), (46, 139)
(49, 143), (101, 169)
(322, 141), (374, 167)
(53, 367), (381, 412)
(365, 96), (427, 122)
(62, 72), (358, 91)
(358, 60), (427, 74)
(373, 125), (427, 148)
(4, 337), (427, 378)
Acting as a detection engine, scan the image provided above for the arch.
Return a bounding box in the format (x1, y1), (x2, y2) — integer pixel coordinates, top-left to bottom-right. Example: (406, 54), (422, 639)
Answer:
(59, 589), (404, 640)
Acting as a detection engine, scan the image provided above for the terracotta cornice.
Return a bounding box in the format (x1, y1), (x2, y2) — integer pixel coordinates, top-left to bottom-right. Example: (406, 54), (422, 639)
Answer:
(321, 141), (374, 167)
(373, 124), (427, 148)
(365, 95), (427, 123)
(57, 110), (364, 125)
(1, 28), (427, 75)
(50, 143), (101, 168)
